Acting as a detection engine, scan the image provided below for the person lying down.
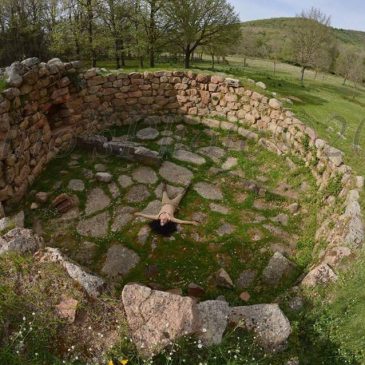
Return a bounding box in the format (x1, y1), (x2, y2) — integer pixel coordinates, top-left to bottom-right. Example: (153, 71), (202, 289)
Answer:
(134, 182), (198, 236)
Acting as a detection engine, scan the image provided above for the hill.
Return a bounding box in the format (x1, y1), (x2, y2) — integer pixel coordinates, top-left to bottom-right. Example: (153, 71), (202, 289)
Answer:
(241, 17), (365, 53)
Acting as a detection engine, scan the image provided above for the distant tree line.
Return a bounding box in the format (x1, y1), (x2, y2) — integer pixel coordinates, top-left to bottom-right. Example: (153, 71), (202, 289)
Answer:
(0, 0), (240, 68)
(237, 8), (365, 86)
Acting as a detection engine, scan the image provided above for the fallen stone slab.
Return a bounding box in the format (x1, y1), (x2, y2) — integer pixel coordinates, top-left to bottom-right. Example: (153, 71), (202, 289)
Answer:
(0, 211), (25, 232)
(77, 135), (162, 168)
(125, 184), (151, 203)
(229, 304), (291, 352)
(197, 146), (226, 163)
(95, 172), (113, 183)
(111, 206), (136, 232)
(121, 283), (198, 358)
(68, 179), (85, 192)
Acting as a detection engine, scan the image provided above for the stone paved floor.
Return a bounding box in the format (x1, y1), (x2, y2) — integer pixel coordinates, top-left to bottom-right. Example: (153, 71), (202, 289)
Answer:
(20, 120), (316, 303)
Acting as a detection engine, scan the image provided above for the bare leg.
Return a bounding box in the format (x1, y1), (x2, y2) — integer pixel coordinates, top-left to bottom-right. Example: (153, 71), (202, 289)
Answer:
(170, 186), (189, 207)
(161, 182), (172, 205)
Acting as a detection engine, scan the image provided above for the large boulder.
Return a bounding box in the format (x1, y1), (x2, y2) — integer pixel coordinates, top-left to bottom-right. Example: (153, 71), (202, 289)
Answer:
(262, 252), (296, 286)
(196, 300), (230, 346)
(229, 304), (291, 352)
(0, 228), (43, 255)
(122, 284), (198, 358)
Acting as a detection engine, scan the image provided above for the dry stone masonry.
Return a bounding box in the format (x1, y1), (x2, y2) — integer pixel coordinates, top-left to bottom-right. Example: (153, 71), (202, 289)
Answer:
(0, 57), (364, 357)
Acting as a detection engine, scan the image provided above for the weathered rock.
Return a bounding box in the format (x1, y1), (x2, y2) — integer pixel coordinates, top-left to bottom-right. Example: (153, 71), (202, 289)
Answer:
(154, 183), (184, 199)
(239, 291), (251, 302)
(216, 223), (236, 236)
(136, 127), (159, 140)
(269, 98), (282, 109)
(51, 194), (78, 215)
(55, 296), (78, 323)
(193, 182), (223, 200)
(94, 163), (107, 172)
(236, 270), (257, 289)
(40, 247), (106, 298)
(157, 137), (174, 146)
(0, 228), (43, 255)
(188, 283), (205, 298)
(68, 179), (85, 192)
(118, 174), (133, 188)
(137, 225), (151, 245)
(173, 149), (206, 166)
(0, 211), (25, 232)
(101, 244), (140, 278)
(256, 81), (266, 89)
(209, 203), (229, 215)
(85, 188), (111, 215)
(96, 172), (113, 183)
(221, 157), (238, 170)
(4, 62), (23, 87)
(111, 206), (136, 232)
(125, 184), (151, 203)
(122, 284), (197, 358)
(270, 213), (289, 226)
(196, 300), (230, 346)
(262, 252), (296, 286)
(108, 182), (120, 198)
(301, 264), (337, 287)
(132, 166), (158, 184)
(35, 192), (49, 203)
(159, 161), (193, 186)
(197, 146), (225, 163)
(214, 268), (234, 288)
(76, 211), (110, 238)
(75, 241), (97, 265)
(229, 304), (291, 352)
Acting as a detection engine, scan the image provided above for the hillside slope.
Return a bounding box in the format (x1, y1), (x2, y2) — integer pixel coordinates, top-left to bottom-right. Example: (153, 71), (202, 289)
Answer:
(241, 17), (365, 53)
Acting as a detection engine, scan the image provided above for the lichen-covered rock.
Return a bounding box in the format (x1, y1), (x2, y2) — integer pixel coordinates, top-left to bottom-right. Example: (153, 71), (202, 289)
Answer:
(0, 228), (43, 255)
(40, 247), (106, 298)
(229, 304), (291, 352)
(301, 264), (337, 287)
(196, 300), (230, 346)
(122, 283), (198, 358)
(262, 252), (296, 286)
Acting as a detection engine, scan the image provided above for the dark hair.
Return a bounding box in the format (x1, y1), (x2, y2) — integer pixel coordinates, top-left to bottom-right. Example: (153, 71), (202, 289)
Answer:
(149, 219), (177, 236)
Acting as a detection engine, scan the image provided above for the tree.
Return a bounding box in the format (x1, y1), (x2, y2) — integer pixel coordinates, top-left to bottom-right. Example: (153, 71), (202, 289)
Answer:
(336, 49), (363, 86)
(163, 0), (240, 69)
(237, 28), (260, 68)
(290, 7), (332, 83)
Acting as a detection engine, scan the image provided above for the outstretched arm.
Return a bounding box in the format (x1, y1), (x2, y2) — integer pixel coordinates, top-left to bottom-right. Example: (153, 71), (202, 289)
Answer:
(170, 217), (199, 226)
(134, 212), (159, 220)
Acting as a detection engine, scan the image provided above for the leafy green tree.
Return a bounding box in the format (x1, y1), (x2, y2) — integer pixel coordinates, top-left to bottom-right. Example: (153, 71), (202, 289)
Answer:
(163, 0), (240, 68)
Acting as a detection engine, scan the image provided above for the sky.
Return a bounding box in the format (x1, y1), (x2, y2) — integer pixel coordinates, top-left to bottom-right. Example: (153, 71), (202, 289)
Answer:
(229, 0), (365, 31)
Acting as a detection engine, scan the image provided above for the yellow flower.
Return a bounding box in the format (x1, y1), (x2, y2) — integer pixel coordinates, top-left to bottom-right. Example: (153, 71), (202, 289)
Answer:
(120, 360), (128, 365)
(108, 361), (114, 365)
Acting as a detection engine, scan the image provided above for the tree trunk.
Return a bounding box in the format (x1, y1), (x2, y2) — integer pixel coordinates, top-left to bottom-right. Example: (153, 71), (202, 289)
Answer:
(314, 70), (318, 79)
(86, 0), (96, 67)
(343, 77), (347, 85)
(243, 57), (247, 67)
(300, 66), (306, 83)
(211, 53), (215, 70)
(273, 60), (276, 76)
(115, 39), (121, 69)
(184, 49), (191, 69)
(149, 47), (155, 68)
(140, 56), (144, 68)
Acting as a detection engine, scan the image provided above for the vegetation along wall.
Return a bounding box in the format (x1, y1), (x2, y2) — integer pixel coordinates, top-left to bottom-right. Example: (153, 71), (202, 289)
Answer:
(0, 57), (363, 287)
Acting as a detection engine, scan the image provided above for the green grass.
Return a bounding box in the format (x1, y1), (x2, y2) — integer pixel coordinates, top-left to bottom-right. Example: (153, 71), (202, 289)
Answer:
(0, 78), (6, 92)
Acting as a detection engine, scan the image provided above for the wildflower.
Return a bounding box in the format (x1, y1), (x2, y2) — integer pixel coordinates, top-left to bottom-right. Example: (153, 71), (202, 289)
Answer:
(108, 361), (113, 365)
(23, 316), (26, 321)
(197, 343), (203, 349)
(202, 328), (207, 333)
(32, 312), (36, 316)
(120, 360), (128, 365)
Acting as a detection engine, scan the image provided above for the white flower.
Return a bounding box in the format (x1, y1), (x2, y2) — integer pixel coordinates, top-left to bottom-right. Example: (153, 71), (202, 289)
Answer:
(197, 343), (203, 349)
(22, 316), (26, 321)
(202, 328), (207, 333)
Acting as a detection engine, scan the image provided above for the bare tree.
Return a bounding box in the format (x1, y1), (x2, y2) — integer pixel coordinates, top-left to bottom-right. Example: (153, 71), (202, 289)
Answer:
(237, 28), (259, 68)
(290, 7), (332, 83)
(163, 0), (239, 69)
(336, 49), (363, 86)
